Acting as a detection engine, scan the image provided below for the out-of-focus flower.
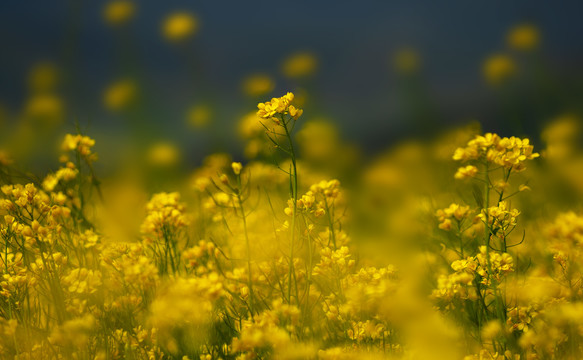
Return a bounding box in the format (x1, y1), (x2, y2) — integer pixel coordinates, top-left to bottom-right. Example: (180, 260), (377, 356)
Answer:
(541, 114), (579, 160)
(25, 94), (64, 124)
(147, 142), (180, 167)
(242, 74), (275, 97)
(393, 48), (420, 74)
(231, 162), (242, 175)
(103, 0), (135, 26)
(296, 121), (340, 162)
(187, 104), (212, 128)
(507, 24), (540, 51)
(238, 111), (264, 139)
(104, 79), (136, 111)
(0, 150), (13, 166)
(281, 52), (317, 78)
(162, 12), (198, 42)
(454, 165), (478, 180)
(62, 133), (97, 162)
(483, 54), (515, 85)
(28, 62), (59, 93)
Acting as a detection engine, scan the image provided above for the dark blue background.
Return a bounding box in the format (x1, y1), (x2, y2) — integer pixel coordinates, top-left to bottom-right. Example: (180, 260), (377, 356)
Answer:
(1, 0), (582, 158)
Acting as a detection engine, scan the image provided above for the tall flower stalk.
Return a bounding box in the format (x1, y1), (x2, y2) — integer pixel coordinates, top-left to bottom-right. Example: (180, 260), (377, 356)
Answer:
(256, 92), (303, 304)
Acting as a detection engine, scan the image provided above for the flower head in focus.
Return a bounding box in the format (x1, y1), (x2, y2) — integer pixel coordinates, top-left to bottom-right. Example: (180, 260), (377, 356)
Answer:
(257, 92), (303, 125)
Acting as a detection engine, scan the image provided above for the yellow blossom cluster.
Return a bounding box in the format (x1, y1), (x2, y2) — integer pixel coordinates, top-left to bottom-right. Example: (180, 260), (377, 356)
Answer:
(436, 203), (472, 231)
(256, 92), (303, 124)
(140, 192), (188, 238)
(479, 201), (520, 237)
(42, 164), (78, 191)
(453, 133), (539, 172)
(454, 164), (479, 179)
(62, 133), (97, 161)
(62, 268), (102, 294)
(475, 246), (514, 284)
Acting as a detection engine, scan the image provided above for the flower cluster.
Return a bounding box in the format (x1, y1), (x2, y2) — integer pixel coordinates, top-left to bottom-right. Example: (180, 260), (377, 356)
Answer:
(453, 133), (539, 172)
(62, 133), (97, 162)
(256, 92), (303, 124)
(140, 192), (189, 238)
(479, 201), (520, 237)
(436, 203), (472, 231)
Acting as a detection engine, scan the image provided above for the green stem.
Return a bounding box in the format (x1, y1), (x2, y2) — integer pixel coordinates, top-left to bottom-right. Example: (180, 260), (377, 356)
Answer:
(236, 174), (255, 314)
(282, 116), (298, 305)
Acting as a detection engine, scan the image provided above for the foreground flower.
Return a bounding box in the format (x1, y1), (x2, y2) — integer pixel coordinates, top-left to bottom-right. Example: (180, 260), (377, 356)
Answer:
(256, 92), (303, 124)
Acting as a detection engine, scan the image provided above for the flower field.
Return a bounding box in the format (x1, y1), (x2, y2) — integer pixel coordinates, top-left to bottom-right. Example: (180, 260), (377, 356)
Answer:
(1, 2), (583, 359)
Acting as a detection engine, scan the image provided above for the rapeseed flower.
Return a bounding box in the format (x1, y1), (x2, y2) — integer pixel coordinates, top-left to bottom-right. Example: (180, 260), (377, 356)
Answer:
(162, 12), (198, 42)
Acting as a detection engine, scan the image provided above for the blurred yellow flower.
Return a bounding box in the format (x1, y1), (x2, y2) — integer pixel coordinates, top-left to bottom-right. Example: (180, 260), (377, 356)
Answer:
(231, 162), (242, 175)
(104, 0), (135, 26)
(242, 74), (275, 97)
(104, 79), (136, 111)
(28, 62), (59, 93)
(238, 111), (264, 139)
(507, 24), (539, 51)
(454, 165), (478, 180)
(393, 48), (420, 74)
(281, 52), (317, 78)
(541, 114), (579, 160)
(147, 142), (180, 167)
(0, 150), (13, 166)
(187, 104), (212, 128)
(296, 121), (339, 161)
(25, 94), (64, 124)
(162, 12), (198, 42)
(483, 54), (515, 85)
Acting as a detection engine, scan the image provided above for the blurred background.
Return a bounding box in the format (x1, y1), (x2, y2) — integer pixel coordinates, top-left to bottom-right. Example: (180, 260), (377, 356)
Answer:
(1, 0), (583, 173)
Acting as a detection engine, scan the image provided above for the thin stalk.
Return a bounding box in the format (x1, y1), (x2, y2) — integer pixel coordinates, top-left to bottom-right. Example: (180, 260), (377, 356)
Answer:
(281, 116), (299, 305)
(235, 174), (255, 314)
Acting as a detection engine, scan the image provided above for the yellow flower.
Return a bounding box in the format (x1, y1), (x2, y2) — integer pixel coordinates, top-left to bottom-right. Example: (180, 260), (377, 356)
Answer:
(507, 24), (539, 51)
(231, 162), (242, 175)
(147, 142), (180, 167)
(141, 192), (188, 238)
(187, 104), (212, 128)
(242, 74), (275, 97)
(483, 54), (515, 85)
(479, 201), (520, 232)
(454, 165), (478, 180)
(25, 94), (64, 124)
(281, 52), (317, 78)
(104, 0), (135, 26)
(453, 133), (538, 172)
(257, 92), (302, 123)
(436, 203), (472, 231)
(62, 134), (96, 158)
(162, 12), (198, 42)
(104, 79), (136, 111)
